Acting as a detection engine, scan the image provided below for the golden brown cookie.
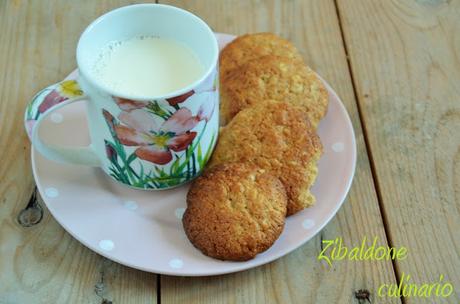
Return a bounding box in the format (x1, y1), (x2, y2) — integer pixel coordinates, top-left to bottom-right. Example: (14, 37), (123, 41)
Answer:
(209, 100), (322, 216)
(220, 55), (328, 126)
(183, 163), (287, 261)
(220, 33), (303, 80)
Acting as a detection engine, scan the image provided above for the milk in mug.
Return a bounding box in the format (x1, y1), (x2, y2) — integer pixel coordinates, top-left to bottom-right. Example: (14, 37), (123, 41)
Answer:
(92, 36), (205, 96)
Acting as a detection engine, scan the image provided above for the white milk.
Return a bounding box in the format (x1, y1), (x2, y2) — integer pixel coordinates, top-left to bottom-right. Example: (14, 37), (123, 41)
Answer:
(93, 36), (204, 96)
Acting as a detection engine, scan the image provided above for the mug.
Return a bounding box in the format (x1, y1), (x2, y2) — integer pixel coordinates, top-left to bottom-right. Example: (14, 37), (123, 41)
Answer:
(24, 4), (219, 190)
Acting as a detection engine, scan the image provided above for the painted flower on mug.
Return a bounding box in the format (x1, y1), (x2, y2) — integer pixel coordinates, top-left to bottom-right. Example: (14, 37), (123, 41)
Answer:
(104, 139), (118, 163)
(38, 80), (83, 113)
(166, 90), (195, 106)
(164, 72), (218, 107)
(196, 93), (216, 122)
(113, 97), (148, 112)
(105, 108), (200, 165)
(102, 71), (218, 187)
(25, 80), (84, 138)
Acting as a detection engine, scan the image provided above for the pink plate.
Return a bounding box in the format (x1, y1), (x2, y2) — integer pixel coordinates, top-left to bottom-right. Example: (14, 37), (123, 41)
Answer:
(32, 33), (356, 276)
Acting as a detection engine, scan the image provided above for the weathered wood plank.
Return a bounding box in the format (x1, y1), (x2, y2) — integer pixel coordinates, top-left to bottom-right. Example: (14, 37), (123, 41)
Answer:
(159, 1), (399, 303)
(337, 0), (460, 302)
(0, 1), (157, 303)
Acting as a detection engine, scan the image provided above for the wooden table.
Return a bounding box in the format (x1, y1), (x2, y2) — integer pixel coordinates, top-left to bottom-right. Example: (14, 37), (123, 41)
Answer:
(1, 0), (458, 303)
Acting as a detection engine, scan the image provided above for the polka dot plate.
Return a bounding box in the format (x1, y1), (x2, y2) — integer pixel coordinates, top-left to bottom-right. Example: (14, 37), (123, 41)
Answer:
(31, 33), (356, 276)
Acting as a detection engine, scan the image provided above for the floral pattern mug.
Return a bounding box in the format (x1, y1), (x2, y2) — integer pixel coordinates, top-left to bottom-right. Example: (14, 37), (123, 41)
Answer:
(24, 4), (219, 190)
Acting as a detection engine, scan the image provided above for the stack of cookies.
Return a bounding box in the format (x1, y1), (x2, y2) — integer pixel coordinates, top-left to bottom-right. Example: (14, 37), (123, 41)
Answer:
(183, 33), (328, 261)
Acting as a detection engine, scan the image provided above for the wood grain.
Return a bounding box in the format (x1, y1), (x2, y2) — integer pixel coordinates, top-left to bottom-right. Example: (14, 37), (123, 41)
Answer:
(159, 1), (399, 303)
(0, 1), (157, 303)
(337, 0), (460, 302)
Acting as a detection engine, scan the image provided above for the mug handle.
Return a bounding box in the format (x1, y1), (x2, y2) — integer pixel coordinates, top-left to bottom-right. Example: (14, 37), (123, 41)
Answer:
(24, 80), (100, 166)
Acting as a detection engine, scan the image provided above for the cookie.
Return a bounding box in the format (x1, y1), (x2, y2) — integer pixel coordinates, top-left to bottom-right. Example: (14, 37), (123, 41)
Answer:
(219, 33), (303, 80)
(183, 163), (287, 261)
(209, 100), (322, 215)
(220, 55), (328, 126)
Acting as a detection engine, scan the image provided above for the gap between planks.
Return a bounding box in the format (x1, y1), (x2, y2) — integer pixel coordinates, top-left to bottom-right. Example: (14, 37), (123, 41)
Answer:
(332, 0), (405, 303)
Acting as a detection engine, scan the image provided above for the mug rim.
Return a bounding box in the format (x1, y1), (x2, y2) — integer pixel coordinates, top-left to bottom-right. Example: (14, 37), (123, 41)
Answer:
(76, 3), (219, 101)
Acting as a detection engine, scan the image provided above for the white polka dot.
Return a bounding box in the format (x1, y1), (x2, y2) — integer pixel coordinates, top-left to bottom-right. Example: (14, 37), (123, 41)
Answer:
(175, 208), (185, 219)
(169, 258), (183, 269)
(332, 142), (344, 152)
(99, 239), (114, 251)
(302, 219), (315, 229)
(50, 113), (63, 123)
(45, 187), (59, 198)
(123, 200), (138, 210)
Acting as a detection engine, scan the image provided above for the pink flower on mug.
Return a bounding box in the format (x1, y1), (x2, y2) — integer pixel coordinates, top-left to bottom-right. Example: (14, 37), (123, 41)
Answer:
(104, 140), (118, 163)
(113, 97), (148, 112)
(166, 90), (195, 106)
(165, 74), (217, 107)
(102, 109), (116, 131)
(38, 90), (67, 113)
(38, 80), (83, 113)
(196, 96), (215, 122)
(109, 108), (199, 165)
